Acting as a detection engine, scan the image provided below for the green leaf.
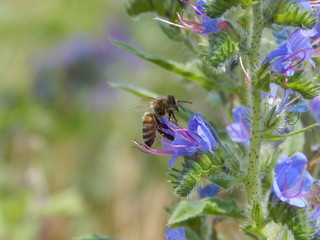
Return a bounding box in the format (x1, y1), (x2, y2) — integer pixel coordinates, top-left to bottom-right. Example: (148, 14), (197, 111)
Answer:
(110, 39), (211, 88)
(262, 222), (295, 240)
(254, 63), (272, 91)
(109, 82), (158, 98)
(110, 39), (240, 92)
(272, 72), (320, 99)
(168, 198), (245, 226)
(126, 0), (184, 20)
(279, 120), (305, 156)
(273, 2), (318, 29)
(209, 172), (239, 189)
(75, 234), (118, 240)
(240, 0), (260, 8)
(264, 123), (319, 142)
(242, 225), (268, 240)
(185, 227), (201, 240)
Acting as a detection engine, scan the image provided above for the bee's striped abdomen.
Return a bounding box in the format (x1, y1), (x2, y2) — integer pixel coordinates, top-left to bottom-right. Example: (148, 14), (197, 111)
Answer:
(142, 112), (157, 147)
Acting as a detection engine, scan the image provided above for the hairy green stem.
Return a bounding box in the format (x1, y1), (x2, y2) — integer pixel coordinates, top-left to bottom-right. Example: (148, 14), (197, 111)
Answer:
(246, 3), (264, 209)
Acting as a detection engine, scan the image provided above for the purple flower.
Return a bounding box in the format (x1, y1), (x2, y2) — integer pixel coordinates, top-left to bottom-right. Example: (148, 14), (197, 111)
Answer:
(272, 153), (314, 207)
(197, 184), (219, 198)
(290, 0), (313, 10)
(226, 106), (251, 147)
(277, 89), (309, 114)
(195, 0), (207, 15)
(154, 0), (225, 35)
(262, 29), (317, 76)
(314, 7), (320, 38)
(309, 206), (320, 237)
(165, 227), (186, 240)
(310, 95), (320, 123)
(134, 113), (219, 168)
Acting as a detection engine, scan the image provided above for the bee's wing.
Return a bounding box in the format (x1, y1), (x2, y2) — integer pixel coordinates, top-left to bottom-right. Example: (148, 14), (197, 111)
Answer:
(131, 97), (156, 112)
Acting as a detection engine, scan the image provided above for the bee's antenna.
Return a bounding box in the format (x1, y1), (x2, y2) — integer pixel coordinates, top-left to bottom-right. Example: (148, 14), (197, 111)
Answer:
(177, 100), (192, 104)
(178, 104), (185, 112)
(177, 100), (192, 112)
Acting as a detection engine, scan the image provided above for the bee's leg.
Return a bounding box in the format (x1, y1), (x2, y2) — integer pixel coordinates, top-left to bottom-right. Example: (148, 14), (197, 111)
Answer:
(157, 127), (174, 141)
(168, 111), (178, 123)
(153, 115), (174, 141)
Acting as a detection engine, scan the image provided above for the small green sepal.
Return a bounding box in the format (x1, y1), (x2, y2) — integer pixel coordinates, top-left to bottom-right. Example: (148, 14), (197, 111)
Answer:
(273, 1), (318, 29)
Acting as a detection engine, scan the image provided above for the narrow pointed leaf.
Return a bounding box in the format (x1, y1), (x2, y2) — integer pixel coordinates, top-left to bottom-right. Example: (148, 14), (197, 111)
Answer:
(109, 82), (158, 98)
(168, 198), (245, 226)
(75, 234), (118, 240)
(264, 123), (319, 142)
(110, 39), (210, 87)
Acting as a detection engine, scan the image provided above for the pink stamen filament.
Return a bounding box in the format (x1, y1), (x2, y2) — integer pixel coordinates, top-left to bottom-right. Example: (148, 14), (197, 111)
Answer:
(282, 48), (311, 62)
(174, 128), (201, 146)
(161, 139), (190, 148)
(153, 17), (192, 30)
(239, 56), (251, 87)
(167, 122), (202, 144)
(177, 13), (204, 32)
(281, 49), (309, 75)
(227, 121), (249, 141)
(276, 95), (300, 117)
(312, 37), (320, 46)
(179, 0), (206, 18)
(132, 140), (175, 155)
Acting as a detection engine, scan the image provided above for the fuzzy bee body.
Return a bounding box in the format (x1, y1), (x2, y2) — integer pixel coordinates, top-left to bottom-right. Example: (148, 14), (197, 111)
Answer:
(140, 95), (191, 147)
(142, 112), (157, 147)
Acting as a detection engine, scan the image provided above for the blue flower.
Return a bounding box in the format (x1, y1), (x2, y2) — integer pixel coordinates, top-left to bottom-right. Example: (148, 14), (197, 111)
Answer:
(226, 106), (251, 147)
(197, 184), (219, 198)
(290, 0), (313, 10)
(310, 95), (320, 123)
(195, 0), (207, 15)
(276, 89), (309, 114)
(134, 113), (219, 168)
(262, 29), (316, 76)
(165, 227), (186, 240)
(272, 153), (314, 207)
(154, 0), (224, 35)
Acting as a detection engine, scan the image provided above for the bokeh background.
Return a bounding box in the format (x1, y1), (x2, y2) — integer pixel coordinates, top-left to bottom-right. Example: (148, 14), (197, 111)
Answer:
(0, 1), (222, 239)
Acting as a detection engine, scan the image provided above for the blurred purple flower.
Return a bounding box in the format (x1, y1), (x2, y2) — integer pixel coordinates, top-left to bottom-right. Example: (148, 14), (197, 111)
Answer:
(310, 95), (320, 123)
(166, 227), (186, 240)
(290, 0), (313, 10)
(272, 153), (314, 207)
(226, 106), (251, 147)
(197, 184), (219, 198)
(262, 29), (317, 76)
(309, 206), (320, 237)
(134, 113), (219, 168)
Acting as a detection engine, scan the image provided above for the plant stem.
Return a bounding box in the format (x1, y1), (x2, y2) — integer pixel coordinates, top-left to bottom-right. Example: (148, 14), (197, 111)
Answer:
(246, 2), (264, 209)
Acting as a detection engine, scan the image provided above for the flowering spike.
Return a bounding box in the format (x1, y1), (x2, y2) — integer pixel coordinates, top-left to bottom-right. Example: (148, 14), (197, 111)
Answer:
(262, 29), (316, 77)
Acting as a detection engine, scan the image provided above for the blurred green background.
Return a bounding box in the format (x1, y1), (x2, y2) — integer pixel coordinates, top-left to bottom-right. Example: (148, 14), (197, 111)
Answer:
(0, 0), (220, 239)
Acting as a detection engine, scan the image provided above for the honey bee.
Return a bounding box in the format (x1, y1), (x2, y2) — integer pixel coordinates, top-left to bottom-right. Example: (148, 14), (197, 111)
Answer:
(141, 95), (191, 147)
